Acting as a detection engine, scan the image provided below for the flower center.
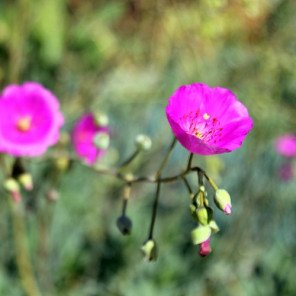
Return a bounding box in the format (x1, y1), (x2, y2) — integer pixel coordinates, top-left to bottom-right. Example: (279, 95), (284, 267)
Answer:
(16, 116), (32, 132)
(181, 111), (223, 144)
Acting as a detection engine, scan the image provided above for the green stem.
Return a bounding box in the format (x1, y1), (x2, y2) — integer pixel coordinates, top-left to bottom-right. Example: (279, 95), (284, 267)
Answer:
(118, 149), (141, 169)
(187, 153), (194, 170)
(148, 182), (161, 240)
(11, 202), (42, 296)
(147, 137), (177, 240)
(155, 137), (177, 178)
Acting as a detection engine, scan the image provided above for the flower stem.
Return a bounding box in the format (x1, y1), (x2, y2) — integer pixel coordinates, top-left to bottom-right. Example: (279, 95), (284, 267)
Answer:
(187, 153), (194, 170)
(147, 137), (177, 240)
(155, 137), (177, 178)
(121, 184), (131, 216)
(118, 149), (141, 169)
(10, 202), (42, 296)
(181, 176), (193, 196)
(148, 182), (161, 240)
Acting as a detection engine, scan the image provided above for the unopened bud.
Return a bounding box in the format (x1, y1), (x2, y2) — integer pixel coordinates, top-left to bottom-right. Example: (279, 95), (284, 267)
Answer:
(141, 239), (157, 261)
(93, 132), (110, 150)
(4, 178), (21, 203)
(199, 238), (212, 257)
(116, 215), (132, 235)
(191, 225), (211, 245)
(46, 189), (59, 202)
(125, 173), (134, 182)
(55, 156), (70, 171)
(214, 189), (232, 215)
(196, 207), (209, 226)
(135, 134), (152, 151)
(209, 220), (219, 233)
(18, 173), (33, 191)
(94, 112), (109, 127)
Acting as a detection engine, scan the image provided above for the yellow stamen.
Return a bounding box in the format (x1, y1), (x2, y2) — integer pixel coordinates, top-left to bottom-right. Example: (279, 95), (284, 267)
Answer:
(195, 131), (203, 139)
(203, 113), (210, 120)
(16, 116), (31, 132)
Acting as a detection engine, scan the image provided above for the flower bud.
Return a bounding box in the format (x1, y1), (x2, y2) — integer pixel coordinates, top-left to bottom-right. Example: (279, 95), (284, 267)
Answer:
(94, 112), (109, 127)
(135, 134), (152, 151)
(196, 207), (209, 225)
(141, 239), (157, 261)
(55, 156), (70, 171)
(46, 188), (59, 202)
(18, 173), (33, 191)
(116, 215), (132, 235)
(191, 225), (211, 245)
(214, 189), (232, 215)
(4, 178), (21, 203)
(93, 132), (110, 150)
(199, 238), (212, 257)
(209, 220), (219, 233)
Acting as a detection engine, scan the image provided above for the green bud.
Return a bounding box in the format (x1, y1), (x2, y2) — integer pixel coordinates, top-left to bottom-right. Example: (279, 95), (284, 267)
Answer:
(93, 132), (110, 150)
(209, 220), (219, 233)
(46, 189), (59, 202)
(55, 156), (70, 171)
(18, 173), (33, 191)
(116, 215), (132, 235)
(191, 225), (211, 245)
(196, 207), (209, 225)
(4, 178), (21, 203)
(135, 134), (152, 151)
(4, 178), (20, 193)
(94, 112), (109, 127)
(141, 239), (157, 261)
(214, 189), (232, 215)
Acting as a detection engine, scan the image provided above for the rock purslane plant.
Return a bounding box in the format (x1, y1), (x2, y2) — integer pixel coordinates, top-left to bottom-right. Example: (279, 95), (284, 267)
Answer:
(0, 81), (254, 261)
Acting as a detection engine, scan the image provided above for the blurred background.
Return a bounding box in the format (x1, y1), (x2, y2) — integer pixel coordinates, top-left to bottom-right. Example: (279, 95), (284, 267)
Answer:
(0, 0), (296, 295)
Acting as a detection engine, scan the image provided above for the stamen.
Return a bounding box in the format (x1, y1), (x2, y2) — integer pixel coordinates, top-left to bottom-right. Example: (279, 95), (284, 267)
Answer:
(195, 131), (204, 139)
(16, 116), (32, 132)
(203, 113), (210, 120)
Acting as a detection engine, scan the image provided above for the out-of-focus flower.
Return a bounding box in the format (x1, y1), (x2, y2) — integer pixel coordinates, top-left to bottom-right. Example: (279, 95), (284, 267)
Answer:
(278, 162), (294, 182)
(166, 83), (253, 155)
(275, 134), (296, 158)
(72, 113), (109, 165)
(0, 82), (64, 157)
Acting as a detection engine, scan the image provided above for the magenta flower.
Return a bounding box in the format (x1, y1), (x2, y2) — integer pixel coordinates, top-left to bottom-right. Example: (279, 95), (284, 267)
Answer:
(0, 82), (64, 157)
(166, 83), (253, 155)
(275, 134), (296, 158)
(72, 113), (109, 165)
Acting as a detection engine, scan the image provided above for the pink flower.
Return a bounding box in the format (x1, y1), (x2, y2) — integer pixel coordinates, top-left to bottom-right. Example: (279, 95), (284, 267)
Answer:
(275, 134), (296, 158)
(72, 113), (109, 165)
(166, 83), (253, 155)
(0, 82), (64, 157)
(199, 238), (212, 257)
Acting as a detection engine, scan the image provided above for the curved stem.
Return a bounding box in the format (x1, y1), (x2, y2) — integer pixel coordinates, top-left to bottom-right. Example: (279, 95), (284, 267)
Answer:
(11, 202), (42, 296)
(147, 137), (177, 240)
(118, 149), (141, 169)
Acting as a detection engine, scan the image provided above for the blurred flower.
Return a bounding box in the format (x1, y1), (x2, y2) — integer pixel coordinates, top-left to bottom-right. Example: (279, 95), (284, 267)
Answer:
(166, 83), (253, 155)
(278, 162), (294, 182)
(275, 134), (296, 158)
(0, 82), (64, 157)
(72, 113), (109, 164)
